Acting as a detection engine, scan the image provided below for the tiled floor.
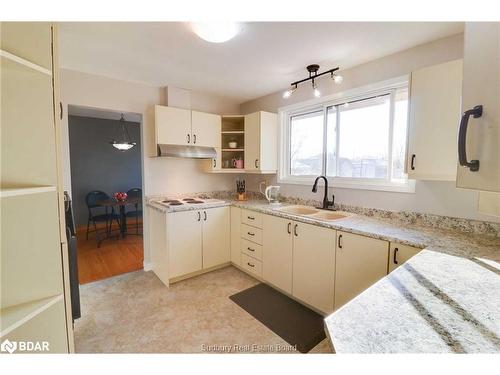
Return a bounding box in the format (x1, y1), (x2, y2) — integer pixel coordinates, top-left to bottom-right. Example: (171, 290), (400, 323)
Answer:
(75, 266), (333, 353)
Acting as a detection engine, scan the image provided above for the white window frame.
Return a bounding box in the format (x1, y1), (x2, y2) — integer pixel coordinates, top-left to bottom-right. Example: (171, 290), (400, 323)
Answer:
(278, 75), (415, 193)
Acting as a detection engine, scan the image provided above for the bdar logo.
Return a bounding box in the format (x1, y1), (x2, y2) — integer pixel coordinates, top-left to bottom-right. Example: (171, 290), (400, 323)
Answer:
(1, 339), (17, 354)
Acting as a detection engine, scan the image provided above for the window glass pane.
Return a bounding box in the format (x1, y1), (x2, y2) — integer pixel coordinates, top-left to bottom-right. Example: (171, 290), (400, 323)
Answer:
(392, 88), (409, 181)
(337, 95), (390, 178)
(326, 106), (337, 176)
(290, 110), (323, 176)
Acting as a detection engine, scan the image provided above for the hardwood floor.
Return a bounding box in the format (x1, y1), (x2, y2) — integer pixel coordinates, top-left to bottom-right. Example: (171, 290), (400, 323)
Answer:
(76, 222), (144, 284)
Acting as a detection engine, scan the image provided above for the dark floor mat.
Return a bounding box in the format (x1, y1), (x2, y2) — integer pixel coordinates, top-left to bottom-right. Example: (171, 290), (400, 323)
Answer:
(229, 283), (326, 353)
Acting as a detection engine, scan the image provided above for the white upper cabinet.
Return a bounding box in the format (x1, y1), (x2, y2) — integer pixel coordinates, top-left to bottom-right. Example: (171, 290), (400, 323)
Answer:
(457, 23), (500, 192)
(155, 105), (191, 146)
(244, 111), (278, 172)
(154, 106), (221, 153)
(407, 59), (463, 180)
(191, 110), (221, 148)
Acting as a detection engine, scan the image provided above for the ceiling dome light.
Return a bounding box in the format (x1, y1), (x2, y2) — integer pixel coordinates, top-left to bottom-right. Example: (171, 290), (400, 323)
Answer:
(191, 22), (240, 43)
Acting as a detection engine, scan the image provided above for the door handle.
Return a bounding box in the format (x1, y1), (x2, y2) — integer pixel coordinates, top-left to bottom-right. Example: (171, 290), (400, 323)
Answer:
(410, 154), (416, 171)
(458, 105), (482, 172)
(197, 211), (201, 221)
(293, 224), (298, 237)
(255, 159), (259, 168)
(393, 247), (399, 264)
(213, 159), (216, 168)
(338, 234), (343, 249)
(187, 134), (191, 144)
(287, 222), (291, 234)
(193, 134), (196, 144)
(203, 211), (207, 221)
(59, 102), (63, 120)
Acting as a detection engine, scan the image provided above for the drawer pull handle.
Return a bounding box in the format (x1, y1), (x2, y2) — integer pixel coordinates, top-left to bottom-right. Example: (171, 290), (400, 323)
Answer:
(197, 212), (201, 221)
(287, 222), (291, 234)
(410, 154), (416, 170)
(247, 247), (254, 252)
(293, 224), (298, 237)
(393, 247), (399, 264)
(247, 216), (255, 220)
(247, 232), (255, 236)
(338, 234), (343, 249)
(247, 262), (255, 268)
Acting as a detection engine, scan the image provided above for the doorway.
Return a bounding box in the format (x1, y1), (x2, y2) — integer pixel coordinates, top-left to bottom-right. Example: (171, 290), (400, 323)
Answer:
(67, 106), (144, 284)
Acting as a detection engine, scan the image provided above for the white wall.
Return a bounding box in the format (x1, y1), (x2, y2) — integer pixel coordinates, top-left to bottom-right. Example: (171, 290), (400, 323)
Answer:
(60, 69), (243, 264)
(241, 34), (499, 223)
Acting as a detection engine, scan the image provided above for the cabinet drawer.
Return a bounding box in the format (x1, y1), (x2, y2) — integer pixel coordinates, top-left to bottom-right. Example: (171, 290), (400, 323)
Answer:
(241, 224), (262, 244)
(241, 209), (263, 228)
(241, 253), (262, 278)
(241, 238), (263, 260)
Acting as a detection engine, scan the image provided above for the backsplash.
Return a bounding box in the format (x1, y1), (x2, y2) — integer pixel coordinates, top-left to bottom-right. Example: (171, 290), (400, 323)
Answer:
(149, 190), (500, 237)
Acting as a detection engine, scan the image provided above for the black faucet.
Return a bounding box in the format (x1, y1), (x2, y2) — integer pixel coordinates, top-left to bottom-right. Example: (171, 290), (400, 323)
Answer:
(312, 176), (335, 210)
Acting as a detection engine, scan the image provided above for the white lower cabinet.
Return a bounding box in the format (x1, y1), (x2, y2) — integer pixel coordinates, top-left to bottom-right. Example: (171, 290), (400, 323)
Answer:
(162, 206), (230, 282)
(202, 206), (230, 269)
(262, 215), (293, 294)
(388, 242), (421, 273)
(167, 210), (203, 279)
(292, 222), (336, 314)
(334, 231), (389, 310)
(230, 206), (241, 265)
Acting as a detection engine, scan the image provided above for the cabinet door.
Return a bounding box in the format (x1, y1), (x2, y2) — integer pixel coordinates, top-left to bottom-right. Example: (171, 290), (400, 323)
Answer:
(244, 111), (260, 171)
(204, 148), (221, 172)
(407, 59), (463, 180)
(258, 111), (278, 171)
(388, 243), (421, 273)
(191, 111), (221, 148)
(262, 215), (293, 293)
(334, 231), (389, 310)
(292, 222), (335, 314)
(457, 23), (500, 192)
(155, 105), (192, 146)
(230, 207), (241, 265)
(167, 210), (202, 279)
(202, 207), (230, 269)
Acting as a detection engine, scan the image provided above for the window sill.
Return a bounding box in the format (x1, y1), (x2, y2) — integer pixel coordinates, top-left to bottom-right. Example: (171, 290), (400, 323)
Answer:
(277, 176), (416, 193)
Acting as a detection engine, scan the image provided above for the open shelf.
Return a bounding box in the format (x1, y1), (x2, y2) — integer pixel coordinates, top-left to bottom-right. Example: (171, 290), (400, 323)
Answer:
(0, 294), (63, 337)
(221, 130), (244, 134)
(222, 148), (244, 152)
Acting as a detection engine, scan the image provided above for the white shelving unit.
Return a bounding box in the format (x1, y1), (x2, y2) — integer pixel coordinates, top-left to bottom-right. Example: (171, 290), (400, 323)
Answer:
(1, 22), (71, 352)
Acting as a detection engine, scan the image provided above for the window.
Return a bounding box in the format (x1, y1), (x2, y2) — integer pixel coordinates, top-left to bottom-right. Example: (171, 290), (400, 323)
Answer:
(281, 79), (413, 192)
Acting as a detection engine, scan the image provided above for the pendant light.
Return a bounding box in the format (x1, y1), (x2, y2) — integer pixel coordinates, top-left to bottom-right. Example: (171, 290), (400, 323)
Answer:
(110, 114), (136, 151)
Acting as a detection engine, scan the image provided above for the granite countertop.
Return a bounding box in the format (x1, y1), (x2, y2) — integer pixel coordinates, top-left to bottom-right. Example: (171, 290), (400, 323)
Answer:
(147, 197), (500, 353)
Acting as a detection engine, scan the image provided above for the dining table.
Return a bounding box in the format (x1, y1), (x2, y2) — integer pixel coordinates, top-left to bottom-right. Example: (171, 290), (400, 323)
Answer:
(97, 197), (141, 239)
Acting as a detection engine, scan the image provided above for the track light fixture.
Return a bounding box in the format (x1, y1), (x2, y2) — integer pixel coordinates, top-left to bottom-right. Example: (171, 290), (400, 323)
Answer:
(283, 64), (342, 99)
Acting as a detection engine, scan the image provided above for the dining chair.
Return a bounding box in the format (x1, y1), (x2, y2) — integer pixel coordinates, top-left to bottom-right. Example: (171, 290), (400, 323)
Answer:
(125, 188), (142, 235)
(85, 191), (121, 245)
